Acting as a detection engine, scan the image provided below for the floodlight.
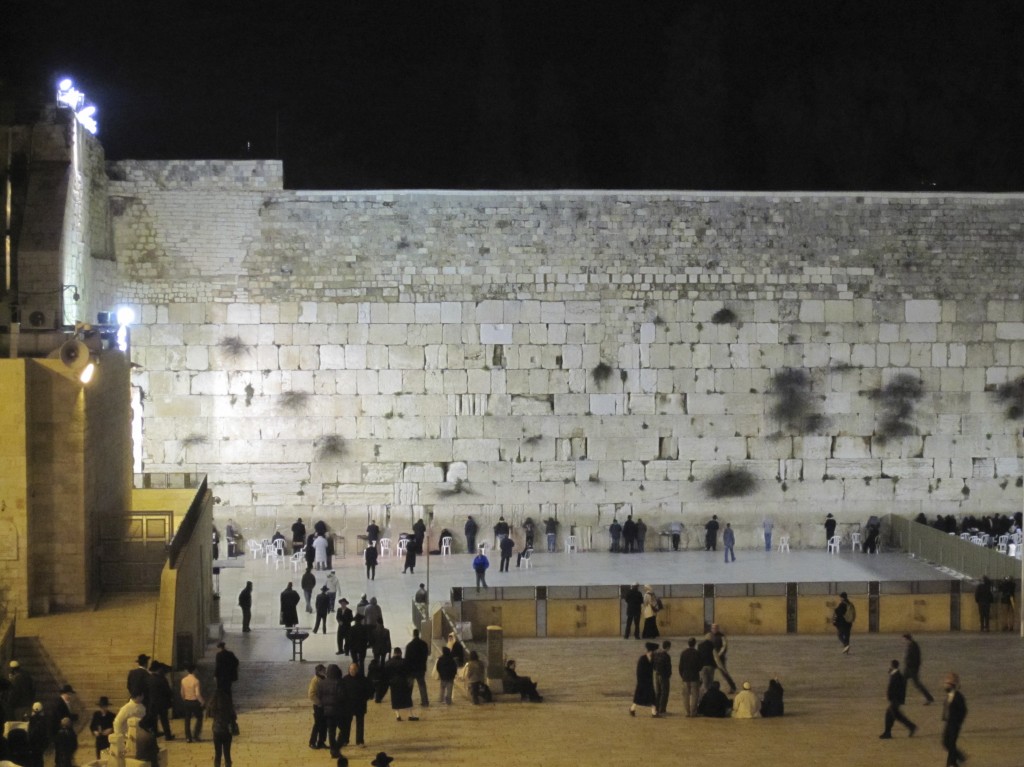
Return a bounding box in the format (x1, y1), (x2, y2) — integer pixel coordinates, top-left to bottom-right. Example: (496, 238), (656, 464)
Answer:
(116, 306), (135, 326)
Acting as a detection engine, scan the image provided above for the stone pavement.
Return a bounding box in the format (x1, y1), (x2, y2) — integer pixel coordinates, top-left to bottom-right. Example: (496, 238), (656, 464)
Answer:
(17, 547), (1024, 766)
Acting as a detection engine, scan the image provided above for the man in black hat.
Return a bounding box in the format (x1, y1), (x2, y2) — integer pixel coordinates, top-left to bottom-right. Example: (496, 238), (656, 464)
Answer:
(89, 696), (115, 759)
(127, 654), (150, 703)
(825, 513), (837, 548)
(832, 592), (856, 653)
(50, 684), (77, 737)
(314, 586), (332, 634)
(336, 598), (354, 655)
(902, 634), (934, 704)
(147, 661), (175, 739)
(879, 659), (917, 739)
(371, 752), (394, 766)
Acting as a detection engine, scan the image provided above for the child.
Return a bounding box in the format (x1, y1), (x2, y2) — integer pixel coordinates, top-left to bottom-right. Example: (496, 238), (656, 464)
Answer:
(90, 695), (116, 759)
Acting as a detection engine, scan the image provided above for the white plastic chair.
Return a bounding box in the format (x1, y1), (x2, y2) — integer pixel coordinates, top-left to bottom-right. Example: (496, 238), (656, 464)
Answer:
(290, 551), (305, 571)
(850, 532), (862, 552)
(777, 535), (790, 553)
(396, 538), (409, 558)
(826, 536), (841, 554)
(997, 535), (1009, 554)
(521, 547), (534, 568)
(440, 536), (453, 556)
(478, 541), (489, 556)
(248, 539), (264, 559)
(379, 538), (392, 557)
(565, 535), (579, 554)
(959, 532), (970, 541)
(267, 538), (286, 568)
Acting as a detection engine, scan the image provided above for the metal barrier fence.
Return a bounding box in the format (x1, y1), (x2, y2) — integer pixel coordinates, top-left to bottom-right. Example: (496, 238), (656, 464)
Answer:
(884, 514), (1022, 581)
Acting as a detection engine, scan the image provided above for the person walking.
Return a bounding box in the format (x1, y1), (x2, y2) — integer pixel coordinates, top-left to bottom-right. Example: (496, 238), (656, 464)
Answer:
(206, 688), (237, 767)
(347, 615), (370, 675)
(237, 581), (253, 633)
(314, 586), (332, 634)
(902, 633), (934, 704)
(364, 544), (378, 581)
(941, 672), (968, 767)
(325, 571), (340, 611)
(629, 643), (659, 718)
(404, 629), (431, 708)
(710, 623), (737, 693)
(879, 659), (917, 739)
(678, 637), (701, 717)
(301, 567), (316, 613)
(723, 523), (736, 562)
(641, 586), (661, 639)
(704, 515), (720, 551)
(335, 598), (353, 656)
(339, 662), (373, 748)
(180, 664), (205, 743)
(473, 548), (490, 591)
(652, 640), (672, 715)
(623, 583), (643, 639)
(832, 591), (856, 653)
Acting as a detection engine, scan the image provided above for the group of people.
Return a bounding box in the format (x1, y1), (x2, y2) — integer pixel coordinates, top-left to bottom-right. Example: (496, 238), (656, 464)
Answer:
(0, 644), (241, 767)
(607, 514), (650, 552)
(973, 575), (1017, 632)
(629, 631), (782, 720)
(918, 510), (1022, 539)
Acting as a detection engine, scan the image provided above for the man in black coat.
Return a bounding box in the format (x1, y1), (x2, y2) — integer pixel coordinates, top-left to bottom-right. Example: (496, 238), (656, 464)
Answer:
(902, 633), (934, 704)
(146, 662), (175, 740)
(464, 516), (478, 552)
(704, 515), (720, 551)
(941, 672), (968, 767)
(404, 629), (430, 707)
(314, 587), (332, 634)
(879, 659), (916, 739)
(127, 654), (150, 704)
(347, 615), (370, 674)
(238, 581), (253, 633)
(623, 584), (644, 639)
(291, 517), (306, 553)
(622, 515), (637, 553)
(974, 576), (994, 631)
(339, 663), (373, 748)
(499, 534), (514, 572)
(280, 582), (301, 628)
(214, 642), (240, 701)
(825, 513), (837, 548)
(678, 637), (702, 717)
(50, 685), (78, 738)
(336, 598), (354, 655)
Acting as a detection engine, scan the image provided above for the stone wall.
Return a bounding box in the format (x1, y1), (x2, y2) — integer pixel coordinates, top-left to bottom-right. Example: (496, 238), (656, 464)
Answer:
(104, 160), (1024, 549)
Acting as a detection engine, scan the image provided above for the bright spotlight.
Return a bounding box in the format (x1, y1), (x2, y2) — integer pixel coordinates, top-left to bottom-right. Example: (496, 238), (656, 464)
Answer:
(55, 77), (99, 134)
(116, 306), (135, 326)
(79, 361), (96, 384)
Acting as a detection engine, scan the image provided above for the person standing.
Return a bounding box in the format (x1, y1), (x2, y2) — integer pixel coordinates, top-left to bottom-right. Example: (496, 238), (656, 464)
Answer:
(636, 517), (648, 552)
(6, 660), (36, 720)
(974, 576), (993, 632)
(493, 515), (510, 549)
(214, 642), (240, 704)
(414, 583), (428, 604)
(723, 523), (736, 562)
(704, 515), (720, 551)
(180, 664), (205, 743)
(366, 520), (380, 547)
(608, 518), (622, 552)
(697, 632), (717, 698)
(402, 539), (417, 574)
(313, 533), (329, 570)
(404, 629), (431, 708)
(669, 520), (683, 551)
(641, 586), (660, 639)
(339, 662), (373, 748)
(623, 584), (644, 640)
(941, 672), (968, 767)
(238, 581), (253, 633)
(825, 513), (837, 548)
(622, 515), (637, 553)
(463, 515), (478, 552)
(385, 648), (418, 721)
(832, 591), (856, 653)
(147, 661), (175, 740)
(464, 651), (487, 705)
(318, 664), (344, 758)
(53, 716), (77, 767)
(307, 664), (326, 750)
(499, 534), (514, 573)
(314, 587), (332, 634)
(325, 571), (340, 611)
(291, 517), (306, 553)
(347, 615), (370, 675)
(127, 654), (150, 704)
(435, 646), (458, 705)
(999, 576), (1016, 631)
(629, 643), (659, 718)
(678, 637), (701, 717)
(88, 696), (115, 759)
(205, 688), (237, 767)
(762, 516), (774, 551)
(364, 544), (378, 581)
(300, 567), (317, 614)
(544, 517), (558, 552)
(902, 634), (934, 704)
(522, 517), (536, 549)
(879, 659), (916, 739)
(473, 548), (490, 591)
(280, 582), (301, 628)
(336, 598), (354, 656)
(652, 640), (672, 716)
(50, 685), (78, 739)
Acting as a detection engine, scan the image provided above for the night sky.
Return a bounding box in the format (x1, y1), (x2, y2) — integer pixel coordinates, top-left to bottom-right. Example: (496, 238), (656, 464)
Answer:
(2, 0), (1022, 191)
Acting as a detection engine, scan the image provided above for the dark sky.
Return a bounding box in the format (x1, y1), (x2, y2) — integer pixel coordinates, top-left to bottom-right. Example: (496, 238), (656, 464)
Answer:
(2, 0), (1022, 191)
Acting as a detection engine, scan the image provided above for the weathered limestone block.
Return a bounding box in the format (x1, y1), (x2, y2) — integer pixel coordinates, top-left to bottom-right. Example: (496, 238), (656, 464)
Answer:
(824, 459), (881, 479)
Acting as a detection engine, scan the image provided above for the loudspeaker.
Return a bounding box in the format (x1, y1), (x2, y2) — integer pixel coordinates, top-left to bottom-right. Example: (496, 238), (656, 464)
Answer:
(49, 339), (90, 373)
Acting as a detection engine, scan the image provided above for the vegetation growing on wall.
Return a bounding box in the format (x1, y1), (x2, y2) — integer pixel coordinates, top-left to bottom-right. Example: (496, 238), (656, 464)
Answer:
(995, 376), (1024, 420)
(218, 335), (249, 358)
(315, 434), (345, 459)
(591, 362), (614, 384)
(870, 374), (924, 442)
(704, 466), (758, 498)
(280, 390), (310, 411)
(769, 368), (826, 434)
(711, 307), (737, 324)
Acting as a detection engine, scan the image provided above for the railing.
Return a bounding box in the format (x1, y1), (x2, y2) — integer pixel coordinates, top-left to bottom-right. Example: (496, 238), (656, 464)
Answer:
(885, 515), (1022, 581)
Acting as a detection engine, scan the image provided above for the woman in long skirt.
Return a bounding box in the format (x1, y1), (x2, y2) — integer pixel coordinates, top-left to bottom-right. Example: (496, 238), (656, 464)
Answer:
(629, 643), (659, 718)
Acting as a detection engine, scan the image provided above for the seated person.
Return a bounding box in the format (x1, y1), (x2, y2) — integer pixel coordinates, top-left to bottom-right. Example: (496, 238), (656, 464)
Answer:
(731, 681), (760, 718)
(760, 677), (785, 717)
(501, 659), (543, 702)
(696, 680), (731, 718)
(134, 714), (160, 766)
